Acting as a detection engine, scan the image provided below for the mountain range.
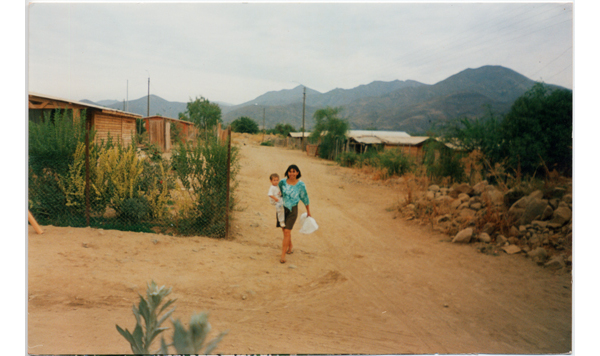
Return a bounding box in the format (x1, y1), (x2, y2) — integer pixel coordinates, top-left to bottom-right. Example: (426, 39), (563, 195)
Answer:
(82, 65), (568, 135)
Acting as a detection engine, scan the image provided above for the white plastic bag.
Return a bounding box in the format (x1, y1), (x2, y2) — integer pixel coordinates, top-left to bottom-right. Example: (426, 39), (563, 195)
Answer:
(298, 212), (319, 234)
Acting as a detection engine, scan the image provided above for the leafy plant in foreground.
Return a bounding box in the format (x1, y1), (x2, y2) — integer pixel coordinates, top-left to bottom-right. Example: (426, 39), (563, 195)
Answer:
(116, 281), (226, 354)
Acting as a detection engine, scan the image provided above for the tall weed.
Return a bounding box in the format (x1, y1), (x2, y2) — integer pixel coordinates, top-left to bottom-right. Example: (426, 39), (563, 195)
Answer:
(171, 138), (239, 237)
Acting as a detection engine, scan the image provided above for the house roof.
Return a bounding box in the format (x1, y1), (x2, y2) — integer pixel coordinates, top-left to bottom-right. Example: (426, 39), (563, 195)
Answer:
(288, 132), (311, 138)
(352, 136), (384, 144)
(347, 130), (411, 140)
(381, 136), (432, 146)
(29, 92), (142, 118)
(144, 115), (194, 125)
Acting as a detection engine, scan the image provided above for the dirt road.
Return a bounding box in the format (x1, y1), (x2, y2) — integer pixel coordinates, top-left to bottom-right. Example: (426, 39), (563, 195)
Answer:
(27, 140), (572, 354)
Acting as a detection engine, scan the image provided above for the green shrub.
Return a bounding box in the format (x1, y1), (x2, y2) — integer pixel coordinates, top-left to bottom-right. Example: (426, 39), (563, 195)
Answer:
(231, 116), (259, 134)
(260, 140), (274, 146)
(145, 143), (163, 162)
(336, 151), (359, 167)
(29, 108), (88, 175)
(423, 142), (466, 183)
(119, 196), (151, 223)
(171, 138), (239, 237)
(116, 281), (226, 354)
(376, 149), (415, 176)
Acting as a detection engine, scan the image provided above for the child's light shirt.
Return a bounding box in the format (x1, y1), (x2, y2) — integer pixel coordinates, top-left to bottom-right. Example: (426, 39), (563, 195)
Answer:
(278, 178), (309, 210)
(268, 185), (282, 205)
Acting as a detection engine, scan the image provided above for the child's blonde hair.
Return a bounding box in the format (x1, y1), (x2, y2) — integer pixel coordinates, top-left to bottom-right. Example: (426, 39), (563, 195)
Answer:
(269, 173), (279, 181)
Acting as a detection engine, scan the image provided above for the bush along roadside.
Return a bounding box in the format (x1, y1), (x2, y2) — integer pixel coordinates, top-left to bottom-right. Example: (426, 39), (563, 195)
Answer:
(398, 179), (572, 273)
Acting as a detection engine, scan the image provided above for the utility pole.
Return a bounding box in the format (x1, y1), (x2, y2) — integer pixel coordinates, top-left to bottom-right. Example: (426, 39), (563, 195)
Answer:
(301, 86), (306, 150)
(262, 107), (266, 142)
(147, 77), (150, 117)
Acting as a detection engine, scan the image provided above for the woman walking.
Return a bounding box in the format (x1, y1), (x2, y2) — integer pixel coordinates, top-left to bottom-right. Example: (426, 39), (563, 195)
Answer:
(277, 164), (311, 263)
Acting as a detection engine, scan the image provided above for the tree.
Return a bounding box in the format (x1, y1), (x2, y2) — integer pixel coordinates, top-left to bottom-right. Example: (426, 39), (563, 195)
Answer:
(269, 123), (296, 137)
(441, 105), (503, 165)
(230, 116), (259, 134)
(310, 107), (349, 160)
(501, 83), (572, 176)
(179, 96), (222, 132)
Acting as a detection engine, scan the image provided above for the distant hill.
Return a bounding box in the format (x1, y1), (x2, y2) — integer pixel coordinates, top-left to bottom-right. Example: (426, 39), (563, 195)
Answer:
(342, 65), (540, 133)
(86, 65), (570, 134)
(81, 96), (233, 119)
(224, 65), (566, 134)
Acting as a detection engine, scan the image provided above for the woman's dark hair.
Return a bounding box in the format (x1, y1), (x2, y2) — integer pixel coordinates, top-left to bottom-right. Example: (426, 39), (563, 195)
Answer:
(285, 164), (301, 179)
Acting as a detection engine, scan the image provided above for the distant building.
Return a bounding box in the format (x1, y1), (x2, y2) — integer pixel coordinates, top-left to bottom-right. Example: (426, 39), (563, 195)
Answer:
(144, 115), (198, 152)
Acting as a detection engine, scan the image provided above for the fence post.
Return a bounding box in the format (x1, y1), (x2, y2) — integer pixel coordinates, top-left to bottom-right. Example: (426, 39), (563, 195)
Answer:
(224, 126), (232, 238)
(85, 119), (91, 226)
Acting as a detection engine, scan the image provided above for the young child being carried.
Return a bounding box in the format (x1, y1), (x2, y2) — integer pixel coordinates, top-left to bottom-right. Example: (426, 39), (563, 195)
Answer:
(268, 173), (286, 228)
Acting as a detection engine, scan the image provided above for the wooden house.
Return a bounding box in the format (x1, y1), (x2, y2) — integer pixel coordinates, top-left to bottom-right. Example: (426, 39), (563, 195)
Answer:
(144, 115), (197, 152)
(28, 92), (141, 146)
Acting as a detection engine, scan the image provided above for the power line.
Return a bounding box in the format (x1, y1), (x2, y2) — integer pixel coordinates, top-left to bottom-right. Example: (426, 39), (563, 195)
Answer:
(361, 3), (571, 81)
(528, 45), (573, 79)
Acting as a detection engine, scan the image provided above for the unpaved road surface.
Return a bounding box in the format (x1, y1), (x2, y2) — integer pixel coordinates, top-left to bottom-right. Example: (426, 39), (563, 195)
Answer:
(28, 140), (572, 355)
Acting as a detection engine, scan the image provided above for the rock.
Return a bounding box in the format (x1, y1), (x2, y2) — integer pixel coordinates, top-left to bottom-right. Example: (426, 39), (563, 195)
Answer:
(451, 183), (474, 197)
(458, 202), (471, 210)
(472, 180), (488, 195)
(519, 225), (527, 233)
(482, 222), (495, 235)
(547, 222), (563, 230)
(529, 190), (544, 200)
(549, 198), (560, 210)
(457, 193), (470, 203)
(508, 236), (520, 245)
(527, 247), (548, 264)
(428, 184), (441, 192)
(550, 206), (572, 226)
(558, 201), (569, 209)
(532, 220), (548, 229)
(436, 214), (452, 224)
(435, 195), (454, 205)
(482, 188), (505, 207)
(457, 208), (476, 222)
(502, 245), (522, 254)
(496, 235), (508, 245)
(544, 256), (566, 270)
(514, 198), (549, 226)
(541, 205), (554, 220)
(504, 187), (527, 207)
(470, 202), (482, 210)
(478, 232), (491, 243)
(425, 191), (435, 200)
(552, 187), (566, 199)
(450, 199), (462, 210)
(509, 226), (520, 237)
(562, 194), (572, 204)
(452, 228), (473, 243)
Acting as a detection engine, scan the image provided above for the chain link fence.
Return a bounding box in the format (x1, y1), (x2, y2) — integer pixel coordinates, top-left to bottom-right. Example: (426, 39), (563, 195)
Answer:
(28, 109), (238, 238)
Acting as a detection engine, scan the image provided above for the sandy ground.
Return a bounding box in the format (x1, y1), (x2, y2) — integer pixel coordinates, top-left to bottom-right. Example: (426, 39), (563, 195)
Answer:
(27, 139), (572, 355)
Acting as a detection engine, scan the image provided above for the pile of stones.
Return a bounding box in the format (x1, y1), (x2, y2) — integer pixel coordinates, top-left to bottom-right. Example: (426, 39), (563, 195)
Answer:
(401, 180), (572, 272)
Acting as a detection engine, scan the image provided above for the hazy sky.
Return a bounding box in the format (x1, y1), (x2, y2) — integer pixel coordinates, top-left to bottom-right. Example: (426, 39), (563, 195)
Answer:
(27, 1), (573, 106)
